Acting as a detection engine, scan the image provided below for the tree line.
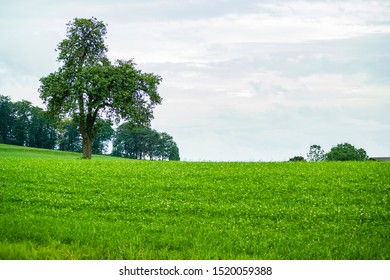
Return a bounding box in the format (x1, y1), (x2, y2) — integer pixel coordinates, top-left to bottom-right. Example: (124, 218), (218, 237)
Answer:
(289, 143), (368, 162)
(0, 94), (180, 160)
(0, 96), (56, 149)
(113, 123), (180, 161)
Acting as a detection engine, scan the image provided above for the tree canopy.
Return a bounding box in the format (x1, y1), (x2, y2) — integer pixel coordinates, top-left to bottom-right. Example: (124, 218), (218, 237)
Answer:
(39, 17), (162, 159)
(289, 156), (305, 162)
(290, 143), (369, 162)
(112, 123), (180, 161)
(326, 143), (368, 161)
(307, 145), (325, 162)
(0, 95), (57, 149)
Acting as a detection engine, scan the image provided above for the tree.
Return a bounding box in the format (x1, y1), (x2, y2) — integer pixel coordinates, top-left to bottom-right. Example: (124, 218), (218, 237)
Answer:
(39, 17), (162, 159)
(0, 95), (56, 148)
(158, 132), (180, 161)
(92, 119), (114, 154)
(112, 123), (180, 160)
(289, 156), (305, 162)
(113, 124), (154, 160)
(10, 100), (32, 146)
(56, 117), (113, 154)
(326, 143), (368, 161)
(27, 106), (57, 149)
(0, 95), (13, 143)
(112, 123), (141, 159)
(307, 144), (325, 162)
(168, 142), (180, 161)
(57, 118), (82, 152)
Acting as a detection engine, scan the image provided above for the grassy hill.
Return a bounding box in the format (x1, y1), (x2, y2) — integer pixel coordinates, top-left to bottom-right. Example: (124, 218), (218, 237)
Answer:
(0, 144), (118, 159)
(0, 143), (389, 259)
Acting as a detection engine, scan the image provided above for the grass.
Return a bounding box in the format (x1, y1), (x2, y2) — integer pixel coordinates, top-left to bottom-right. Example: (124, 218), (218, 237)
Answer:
(0, 143), (389, 259)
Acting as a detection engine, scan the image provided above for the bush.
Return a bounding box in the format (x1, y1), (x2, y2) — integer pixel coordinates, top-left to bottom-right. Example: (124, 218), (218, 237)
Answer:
(326, 143), (368, 161)
(289, 156), (306, 162)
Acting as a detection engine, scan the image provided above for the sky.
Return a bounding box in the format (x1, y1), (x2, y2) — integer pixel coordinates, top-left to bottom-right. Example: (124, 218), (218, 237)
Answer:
(1, 0), (389, 161)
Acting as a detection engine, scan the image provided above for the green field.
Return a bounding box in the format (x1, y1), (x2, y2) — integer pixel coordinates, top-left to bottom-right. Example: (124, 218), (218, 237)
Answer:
(0, 143), (389, 259)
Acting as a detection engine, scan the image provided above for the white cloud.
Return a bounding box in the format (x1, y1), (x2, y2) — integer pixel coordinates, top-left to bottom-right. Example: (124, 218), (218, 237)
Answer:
(104, 0), (390, 65)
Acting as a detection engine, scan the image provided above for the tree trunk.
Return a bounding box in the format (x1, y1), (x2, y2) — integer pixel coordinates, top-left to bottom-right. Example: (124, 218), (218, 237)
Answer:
(80, 120), (92, 159)
(82, 134), (92, 159)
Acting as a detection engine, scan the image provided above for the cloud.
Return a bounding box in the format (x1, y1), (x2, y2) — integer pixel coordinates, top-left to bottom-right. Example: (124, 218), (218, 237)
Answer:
(101, 0), (390, 66)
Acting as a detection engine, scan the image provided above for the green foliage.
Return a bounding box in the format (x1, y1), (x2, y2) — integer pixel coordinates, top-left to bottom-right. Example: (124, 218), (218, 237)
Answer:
(57, 17), (108, 69)
(289, 156), (306, 162)
(0, 95), (13, 143)
(56, 117), (113, 154)
(0, 95), (57, 149)
(27, 107), (57, 149)
(57, 118), (82, 152)
(307, 145), (325, 162)
(0, 95), (177, 158)
(326, 143), (368, 161)
(39, 18), (162, 158)
(113, 123), (180, 160)
(92, 119), (114, 154)
(1, 144), (389, 259)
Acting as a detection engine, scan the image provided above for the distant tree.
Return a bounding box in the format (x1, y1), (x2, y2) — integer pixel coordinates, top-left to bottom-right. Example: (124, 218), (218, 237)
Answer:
(10, 100), (33, 146)
(57, 118), (82, 152)
(56, 117), (114, 154)
(39, 17), (162, 159)
(112, 124), (145, 159)
(307, 145), (325, 162)
(289, 156), (306, 162)
(92, 119), (114, 154)
(0, 95), (13, 143)
(27, 106), (57, 149)
(168, 142), (180, 161)
(326, 143), (368, 161)
(0, 95), (56, 148)
(112, 123), (180, 160)
(145, 128), (160, 160)
(158, 132), (180, 161)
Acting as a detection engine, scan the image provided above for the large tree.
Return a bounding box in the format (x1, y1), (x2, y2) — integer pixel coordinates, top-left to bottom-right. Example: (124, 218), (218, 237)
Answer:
(39, 17), (162, 159)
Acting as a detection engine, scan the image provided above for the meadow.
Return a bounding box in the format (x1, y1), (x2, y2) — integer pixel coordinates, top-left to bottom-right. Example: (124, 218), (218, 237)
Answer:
(0, 144), (389, 259)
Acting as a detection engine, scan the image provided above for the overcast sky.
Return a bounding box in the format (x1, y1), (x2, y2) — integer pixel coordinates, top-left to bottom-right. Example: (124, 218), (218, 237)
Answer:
(1, 0), (389, 161)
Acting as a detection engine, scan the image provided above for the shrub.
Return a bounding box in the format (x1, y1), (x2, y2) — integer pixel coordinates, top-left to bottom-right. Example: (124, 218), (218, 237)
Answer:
(326, 143), (368, 161)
